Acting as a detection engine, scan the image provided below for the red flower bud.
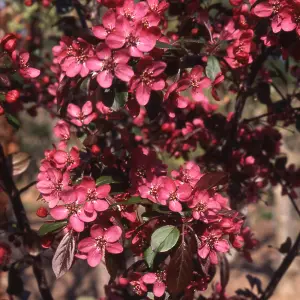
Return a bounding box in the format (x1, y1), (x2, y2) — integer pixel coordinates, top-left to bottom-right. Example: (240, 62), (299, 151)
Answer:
(5, 90), (20, 103)
(91, 144), (101, 155)
(36, 206), (48, 218)
(41, 235), (53, 249)
(0, 105), (4, 115)
(0, 34), (17, 52)
(0, 242), (11, 266)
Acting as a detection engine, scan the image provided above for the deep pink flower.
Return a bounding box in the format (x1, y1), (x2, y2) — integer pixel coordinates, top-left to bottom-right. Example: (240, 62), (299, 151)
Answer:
(36, 168), (70, 208)
(130, 59), (166, 105)
(281, 8), (300, 35)
(78, 225), (123, 267)
(157, 178), (192, 212)
(50, 189), (97, 232)
(142, 271), (166, 297)
(86, 45), (134, 88)
(92, 9), (117, 40)
(60, 38), (93, 77)
(67, 101), (97, 127)
(53, 146), (80, 170)
(76, 177), (110, 213)
(113, 193), (137, 222)
(147, 0), (169, 15)
(187, 66), (211, 102)
(116, 0), (149, 22)
(198, 229), (230, 264)
(138, 176), (164, 202)
(188, 191), (221, 222)
(171, 161), (203, 188)
(53, 120), (70, 141)
(106, 16), (158, 57)
(19, 52), (40, 79)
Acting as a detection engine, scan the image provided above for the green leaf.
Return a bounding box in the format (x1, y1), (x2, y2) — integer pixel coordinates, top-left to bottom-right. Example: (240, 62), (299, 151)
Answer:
(144, 246), (156, 268)
(112, 92), (127, 111)
(96, 175), (121, 186)
(38, 221), (68, 236)
(155, 41), (175, 49)
(206, 56), (221, 81)
(6, 114), (20, 130)
(151, 225), (180, 253)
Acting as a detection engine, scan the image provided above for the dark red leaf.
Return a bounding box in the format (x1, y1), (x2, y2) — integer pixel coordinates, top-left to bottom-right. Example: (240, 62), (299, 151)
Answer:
(56, 76), (71, 113)
(105, 252), (124, 281)
(220, 254), (230, 291)
(166, 237), (194, 296)
(193, 171), (228, 194)
(278, 237), (292, 254)
(52, 231), (75, 279)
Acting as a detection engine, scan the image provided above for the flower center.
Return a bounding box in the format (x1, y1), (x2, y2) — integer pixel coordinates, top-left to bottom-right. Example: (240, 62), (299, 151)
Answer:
(206, 234), (218, 248)
(136, 166), (146, 178)
(125, 33), (139, 47)
(86, 189), (98, 202)
(141, 70), (154, 86)
(272, 1), (281, 14)
(156, 270), (166, 282)
(103, 57), (116, 72)
(95, 237), (107, 250)
(65, 203), (81, 214)
(196, 202), (207, 212)
(169, 192), (178, 201)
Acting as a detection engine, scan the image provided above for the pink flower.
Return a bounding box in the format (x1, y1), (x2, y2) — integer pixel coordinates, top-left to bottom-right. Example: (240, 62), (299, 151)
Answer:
(53, 146), (80, 170)
(76, 177), (110, 213)
(187, 66), (211, 102)
(50, 189), (97, 232)
(171, 161), (203, 188)
(60, 38), (93, 77)
(36, 168), (70, 208)
(138, 176), (164, 202)
(198, 229), (230, 264)
(142, 271), (166, 297)
(116, 0), (149, 22)
(188, 191), (221, 222)
(92, 9), (117, 40)
(130, 59), (166, 105)
(19, 52), (40, 79)
(157, 178), (192, 212)
(106, 16), (158, 57)
(78, 225), (123, 267)
(67, 101), (97, 127)
(86, 45), (134, 88)
(53, 120), (70, 141)
(147, 0), (169, 15)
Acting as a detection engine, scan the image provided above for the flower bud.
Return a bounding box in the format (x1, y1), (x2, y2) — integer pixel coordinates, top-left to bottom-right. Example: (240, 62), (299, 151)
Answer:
(36, 206), (48, 218)
(5, 90), (20, 103)
(0, 242), (11, 266)
(1, 34), (17, 52)
(0, 105), (4, 116)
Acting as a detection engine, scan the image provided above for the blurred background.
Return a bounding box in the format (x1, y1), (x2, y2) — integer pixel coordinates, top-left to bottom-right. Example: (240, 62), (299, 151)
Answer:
(0, 1), (299, 299)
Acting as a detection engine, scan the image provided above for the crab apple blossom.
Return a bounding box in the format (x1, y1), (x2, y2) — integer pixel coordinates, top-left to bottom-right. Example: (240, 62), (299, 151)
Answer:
(67, 101), (97, 127)
(142, 271), (167, 297)
(77, 225), (123, 267)
(130, 58), (166, 105)
(19, 52), (40, 79)
(198, 229), (230, 264)
(86, 45), (134, 88)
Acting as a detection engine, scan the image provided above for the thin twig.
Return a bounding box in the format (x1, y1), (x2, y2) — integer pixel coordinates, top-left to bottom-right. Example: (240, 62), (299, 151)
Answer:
(18, 181), (37, 195)
(259, 233), (300, 300)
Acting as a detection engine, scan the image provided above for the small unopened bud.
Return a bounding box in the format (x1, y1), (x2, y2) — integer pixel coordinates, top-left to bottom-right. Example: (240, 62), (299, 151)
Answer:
(5, 90), (20, 103)
(0, 34), (17, 52)
(36, 206), (48, 218)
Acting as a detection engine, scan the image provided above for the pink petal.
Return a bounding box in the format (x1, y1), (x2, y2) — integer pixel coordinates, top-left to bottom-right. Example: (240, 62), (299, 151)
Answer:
(96, 184), (111, 198)
(82, 101), (93, 116)
(113, 50), (130, 64)
(83, 112), (97, 125)
(214, 239), (230, 253)
(151, 61), (167, 76)
(190, 65), (204, 79)
(177, 183), (192, 201)
(106, 242), (123, 254)
(92, 26), (107, 39)
(25, 67), (40, 78)
(153, 282), (166, 297)
(163, 177), (177, 193)
(67, 103), (81, 118)
(252, 3), (273, 17)
(152, 78), (165, 91)
(115, 64), (134, 82)
(136, 83), (151, 105)
(96, 46), (112, 60)
(138, 32), (156, 52)
(70, 214), (84, 232)
(134, 2), (149, 20)
(198, 243), (210, 259)
(86, 58), (103, 71)
(83, 201), (94, 213)
(142, 273), (157, 284)
(78, 237), (96, 252)
(104, 225), (122, 242)
(87, 248), (102, 267)
(209, 250), (218, 264)
(169, 200), (182, 212)
(106, 32), (126, 49)
(78, 209), (97, 222)
(97, 70), (113, 88)
(93, 199), (109, 211)
(129, 46), (143, 57)
(50, 206), (69, 220)
(103, 9), (116, 29)
(53, 150), (68, 165)
(91, 224), (104, 238)
(66, 62), (82, 77)
(36, 181), (53, 194)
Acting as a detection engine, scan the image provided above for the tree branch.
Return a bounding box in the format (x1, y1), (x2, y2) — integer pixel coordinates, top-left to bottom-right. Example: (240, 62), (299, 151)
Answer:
(0, 144), (53, 300)
(259, 233), (300, 300)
